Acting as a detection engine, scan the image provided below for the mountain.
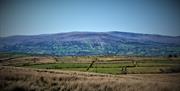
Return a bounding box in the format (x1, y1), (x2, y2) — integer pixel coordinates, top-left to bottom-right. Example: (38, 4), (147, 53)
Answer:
(0, 31), (180, 56)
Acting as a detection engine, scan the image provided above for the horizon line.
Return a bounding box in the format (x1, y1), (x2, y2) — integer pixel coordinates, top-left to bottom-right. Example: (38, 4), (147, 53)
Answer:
(1, 31), (180, 38)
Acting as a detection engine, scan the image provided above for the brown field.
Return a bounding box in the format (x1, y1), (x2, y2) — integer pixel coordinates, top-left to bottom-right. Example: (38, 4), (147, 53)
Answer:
(0, 66), (180, 91)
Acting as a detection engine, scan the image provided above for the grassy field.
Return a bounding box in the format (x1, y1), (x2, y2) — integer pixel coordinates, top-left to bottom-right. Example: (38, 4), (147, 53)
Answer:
(0, 66), (180, 91)
(1, 53), (180, 91)
(22, 60), (180, 74)
(1, 53), (180, 74)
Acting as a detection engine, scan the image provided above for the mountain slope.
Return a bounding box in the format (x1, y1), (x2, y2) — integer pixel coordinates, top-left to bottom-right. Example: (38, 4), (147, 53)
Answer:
(0, 31), (180, 56)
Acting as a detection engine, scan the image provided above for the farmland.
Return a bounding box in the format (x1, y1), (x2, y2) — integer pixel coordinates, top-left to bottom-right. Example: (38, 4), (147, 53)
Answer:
(23, 60), (180, 74)
(1, 53), (179, 74)
(0, 53), (180, 91)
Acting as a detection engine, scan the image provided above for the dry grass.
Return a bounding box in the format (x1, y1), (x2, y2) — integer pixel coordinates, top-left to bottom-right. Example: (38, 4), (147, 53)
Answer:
(0, 56), (57, 66)
(0, 66), (180, 91)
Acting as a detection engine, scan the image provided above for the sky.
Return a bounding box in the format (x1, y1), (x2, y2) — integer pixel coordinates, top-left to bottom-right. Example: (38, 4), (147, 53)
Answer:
(0, 0), (180, 37)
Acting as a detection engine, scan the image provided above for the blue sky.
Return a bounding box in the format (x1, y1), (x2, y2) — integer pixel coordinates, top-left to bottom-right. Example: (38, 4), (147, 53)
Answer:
(0, 0), (180, 37)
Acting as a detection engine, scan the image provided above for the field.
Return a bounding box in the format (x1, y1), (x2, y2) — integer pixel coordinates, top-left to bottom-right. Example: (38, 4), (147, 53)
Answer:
(0, 53), (180, 91)
(22, 60), (180, 74)
(1, 66), (180, 91)
(1, 53), (180, 74)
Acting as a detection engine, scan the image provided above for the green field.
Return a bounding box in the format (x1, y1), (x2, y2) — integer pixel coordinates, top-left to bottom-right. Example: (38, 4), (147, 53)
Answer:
(1, 52), (180, 74)
(23, 60), (180, 74)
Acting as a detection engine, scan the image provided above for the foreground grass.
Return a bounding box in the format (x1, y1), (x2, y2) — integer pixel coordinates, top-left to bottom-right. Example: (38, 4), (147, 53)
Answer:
(0, 66), (180, 91)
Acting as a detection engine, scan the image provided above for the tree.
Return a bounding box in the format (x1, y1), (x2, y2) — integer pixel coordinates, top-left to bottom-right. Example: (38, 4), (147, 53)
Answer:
(168, 54), (172, 58)
(174, 54), (178, 58)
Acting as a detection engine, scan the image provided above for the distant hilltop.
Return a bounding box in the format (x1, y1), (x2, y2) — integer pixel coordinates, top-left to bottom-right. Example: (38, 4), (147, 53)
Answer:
(0, 31), (180, 56)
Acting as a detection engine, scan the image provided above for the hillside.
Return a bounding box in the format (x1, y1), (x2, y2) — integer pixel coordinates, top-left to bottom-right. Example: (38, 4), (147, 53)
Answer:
(0, 31), (180, 56)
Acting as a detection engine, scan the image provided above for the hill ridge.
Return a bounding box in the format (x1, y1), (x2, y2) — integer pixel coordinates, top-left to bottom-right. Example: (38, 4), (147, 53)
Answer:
(0, 31), (180, 56)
